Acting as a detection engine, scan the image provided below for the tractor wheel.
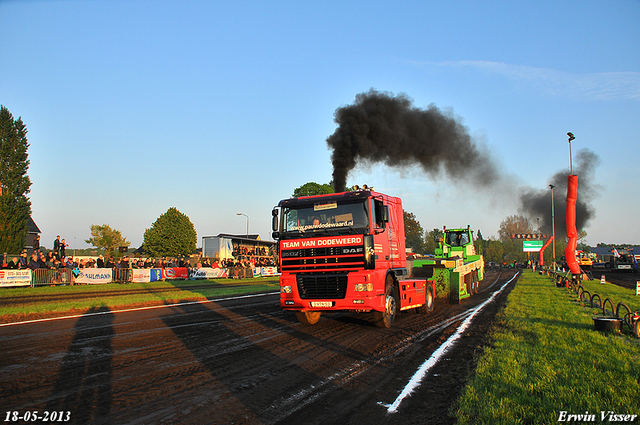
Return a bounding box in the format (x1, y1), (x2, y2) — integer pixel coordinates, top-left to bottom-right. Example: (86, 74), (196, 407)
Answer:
(296, 311), (321, 325)
(373, 276), (397, 328)
(472, 271), (480, 294)
(465, 273), (474, 295)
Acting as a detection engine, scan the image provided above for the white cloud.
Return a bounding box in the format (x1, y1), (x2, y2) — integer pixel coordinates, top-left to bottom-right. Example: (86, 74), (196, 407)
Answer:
(429, 60), (640, 101)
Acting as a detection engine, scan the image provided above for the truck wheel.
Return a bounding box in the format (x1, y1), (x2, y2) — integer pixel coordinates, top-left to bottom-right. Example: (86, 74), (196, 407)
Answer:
(417, 286), (434, 313)
(373, 277), (397, 328)
(296, 311), (321, 325)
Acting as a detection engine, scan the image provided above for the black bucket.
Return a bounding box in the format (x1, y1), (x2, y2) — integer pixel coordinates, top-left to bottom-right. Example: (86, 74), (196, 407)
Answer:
(593, 317), (622, 333)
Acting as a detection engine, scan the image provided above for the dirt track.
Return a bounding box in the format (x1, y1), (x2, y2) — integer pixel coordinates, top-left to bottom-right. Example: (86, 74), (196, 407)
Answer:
(589, 269), (639, 290)
(0, 270), (518, 425)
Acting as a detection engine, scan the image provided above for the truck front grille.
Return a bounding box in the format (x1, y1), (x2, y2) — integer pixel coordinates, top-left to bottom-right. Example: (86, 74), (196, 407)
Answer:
(297, 274), (348, 299)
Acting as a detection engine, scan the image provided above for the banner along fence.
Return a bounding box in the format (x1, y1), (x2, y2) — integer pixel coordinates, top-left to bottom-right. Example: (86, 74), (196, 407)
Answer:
(0, 266), (280, 288)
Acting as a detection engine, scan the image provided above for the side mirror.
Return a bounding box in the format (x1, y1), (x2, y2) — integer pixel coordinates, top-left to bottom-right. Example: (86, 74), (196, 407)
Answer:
(271, 208), (279, 232)
(381, 205), (389, 223)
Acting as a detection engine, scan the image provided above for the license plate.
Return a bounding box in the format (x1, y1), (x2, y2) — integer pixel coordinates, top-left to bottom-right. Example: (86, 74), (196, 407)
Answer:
(310, 301), (333, 308)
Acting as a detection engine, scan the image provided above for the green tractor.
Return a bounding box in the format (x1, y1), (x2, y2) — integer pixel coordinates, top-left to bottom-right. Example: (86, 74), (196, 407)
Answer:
(412, 226), (484, 304)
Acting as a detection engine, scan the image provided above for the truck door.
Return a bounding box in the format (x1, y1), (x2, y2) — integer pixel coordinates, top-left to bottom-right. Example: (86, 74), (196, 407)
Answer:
(371, 198), (390, 268)
(387, 197), (405, 268)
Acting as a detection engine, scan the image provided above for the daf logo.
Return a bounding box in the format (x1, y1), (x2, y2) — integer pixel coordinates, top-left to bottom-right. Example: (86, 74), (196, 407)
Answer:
(343, 247), (363, 254)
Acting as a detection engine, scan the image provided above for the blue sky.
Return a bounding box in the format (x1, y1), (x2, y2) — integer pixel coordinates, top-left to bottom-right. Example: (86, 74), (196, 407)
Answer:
(2, 0), (639, 250)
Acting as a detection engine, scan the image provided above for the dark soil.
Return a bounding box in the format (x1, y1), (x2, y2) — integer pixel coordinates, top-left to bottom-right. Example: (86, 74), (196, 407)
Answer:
(0, 271), (517, 425)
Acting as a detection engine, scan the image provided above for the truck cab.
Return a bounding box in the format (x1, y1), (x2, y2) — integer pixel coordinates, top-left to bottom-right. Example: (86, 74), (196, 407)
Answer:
(272, 189), (432, 328)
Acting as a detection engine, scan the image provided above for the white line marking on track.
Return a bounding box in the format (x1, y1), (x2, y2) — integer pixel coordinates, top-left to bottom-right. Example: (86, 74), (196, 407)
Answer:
(380, 272), (519, 414)
(0, 291), (280, 327)
(483, 271), (504, 291)
(261, 309), (475, 425)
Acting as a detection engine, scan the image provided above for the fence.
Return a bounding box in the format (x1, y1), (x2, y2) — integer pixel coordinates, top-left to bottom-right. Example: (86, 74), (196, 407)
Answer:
(32, 268), (76, 287)
(1, 266), (280, 288)
(546, 268), (640, 338)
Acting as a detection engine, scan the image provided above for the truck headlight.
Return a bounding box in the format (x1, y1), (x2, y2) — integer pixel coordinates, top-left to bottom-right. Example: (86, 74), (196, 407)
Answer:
(281, 285), (292, 294)
(355, 283), (373, 292)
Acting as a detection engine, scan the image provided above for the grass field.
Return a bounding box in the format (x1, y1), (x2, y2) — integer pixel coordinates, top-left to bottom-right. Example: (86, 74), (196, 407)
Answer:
(0, 278), (280, 320)
(454, 270), (640, 424)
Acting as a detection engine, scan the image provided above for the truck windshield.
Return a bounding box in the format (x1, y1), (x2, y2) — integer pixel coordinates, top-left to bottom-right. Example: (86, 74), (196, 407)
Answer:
(282, 200), (368, 235)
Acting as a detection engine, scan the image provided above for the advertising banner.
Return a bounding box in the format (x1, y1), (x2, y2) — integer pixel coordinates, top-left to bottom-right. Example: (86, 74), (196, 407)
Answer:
(132, 269), (151, 283)
(76, 268), (113, 285)
(190, 267), (228, 279)
(281, 235), (363, 249)
(260, 267), (279, 277)
(523, 241), (544, 252)
(150, 268), (163, 282)
(0, 269), (32, 287)
(164, 267), (189, 280)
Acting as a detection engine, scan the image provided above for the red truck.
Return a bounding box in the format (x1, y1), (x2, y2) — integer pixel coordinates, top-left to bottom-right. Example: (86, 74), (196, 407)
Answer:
(271, 188), (434, 328)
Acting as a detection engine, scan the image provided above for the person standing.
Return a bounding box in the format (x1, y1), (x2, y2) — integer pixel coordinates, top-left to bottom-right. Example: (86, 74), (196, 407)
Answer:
(33, 235), (40, 254)
(60, 238), (68, 259)
(53, 235), (61, 259)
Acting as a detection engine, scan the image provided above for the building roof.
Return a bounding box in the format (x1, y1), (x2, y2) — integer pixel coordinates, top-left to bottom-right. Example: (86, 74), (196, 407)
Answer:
(203, 234), (275, 245)
(28, 216), (41, 234)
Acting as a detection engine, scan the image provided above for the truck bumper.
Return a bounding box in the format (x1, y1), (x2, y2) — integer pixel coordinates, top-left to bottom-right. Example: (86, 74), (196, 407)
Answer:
(279, 271), (386, 312)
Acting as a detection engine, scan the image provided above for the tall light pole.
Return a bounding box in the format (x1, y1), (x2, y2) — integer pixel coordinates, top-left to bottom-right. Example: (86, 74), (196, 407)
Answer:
(549, 184), (556, 271)
(567, 132), (575, 174)
(237, 213), (249, 238)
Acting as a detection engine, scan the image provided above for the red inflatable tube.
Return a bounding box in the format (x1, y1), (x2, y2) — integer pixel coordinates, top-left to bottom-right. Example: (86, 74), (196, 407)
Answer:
(564, 175), (581, 274)
(539, 236), (553, 266)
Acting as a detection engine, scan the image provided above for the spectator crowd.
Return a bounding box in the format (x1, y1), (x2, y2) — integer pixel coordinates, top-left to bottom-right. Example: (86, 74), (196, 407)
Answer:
(1, 236), (276, 271)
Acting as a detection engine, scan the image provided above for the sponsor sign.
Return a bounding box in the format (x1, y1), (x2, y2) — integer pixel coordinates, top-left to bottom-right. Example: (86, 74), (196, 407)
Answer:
(281, 235), (363, 249)
(261, 266), (279, 277)
(251, 267), (280, 277)
(523, 240), (544, 252)
(76, 268), (112, 285)
(132, 269), (151, 283)
(0, 269), (32, 287)
(164, 267), (189, 280)
(190, 267), (229, 279)
(150, 268), (163, 282)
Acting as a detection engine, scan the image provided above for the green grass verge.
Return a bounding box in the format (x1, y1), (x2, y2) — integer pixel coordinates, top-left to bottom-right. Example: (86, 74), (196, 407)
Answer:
(454, 270), (640, 424)
(0, 278), (280, 318)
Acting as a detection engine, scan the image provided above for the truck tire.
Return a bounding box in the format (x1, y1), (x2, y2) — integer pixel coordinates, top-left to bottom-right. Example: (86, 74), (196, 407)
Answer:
(417, 286), (434, 313)
(296, 311), (321, 325)
(373, 276), (397, 328)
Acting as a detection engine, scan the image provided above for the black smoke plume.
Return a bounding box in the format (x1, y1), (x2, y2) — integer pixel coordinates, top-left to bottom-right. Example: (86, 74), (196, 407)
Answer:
(326, 89), (501, 193)
(326, 89), (600, 235)
(518, 148), (600, 235)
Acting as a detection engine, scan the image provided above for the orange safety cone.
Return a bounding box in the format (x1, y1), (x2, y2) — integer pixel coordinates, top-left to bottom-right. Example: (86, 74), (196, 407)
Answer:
(600, 275), (606, 285)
